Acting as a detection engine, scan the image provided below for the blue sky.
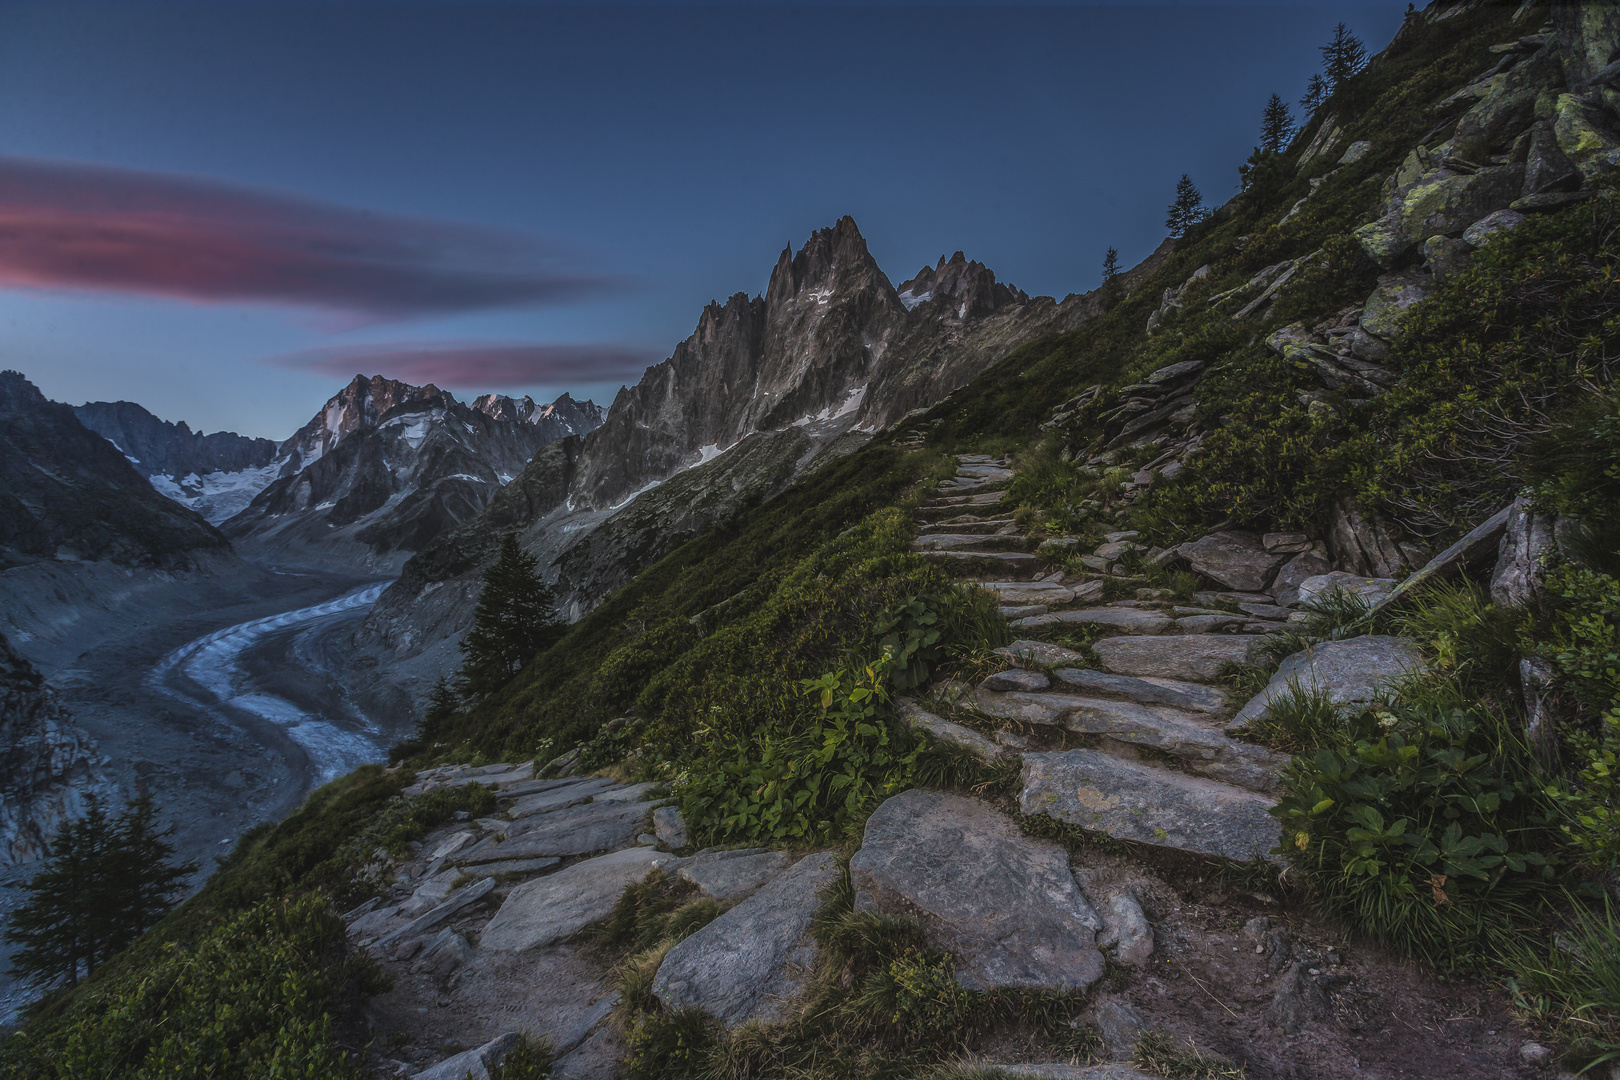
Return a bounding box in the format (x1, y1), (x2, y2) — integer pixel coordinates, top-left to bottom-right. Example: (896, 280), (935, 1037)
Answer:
(0, 1), (1405, 439)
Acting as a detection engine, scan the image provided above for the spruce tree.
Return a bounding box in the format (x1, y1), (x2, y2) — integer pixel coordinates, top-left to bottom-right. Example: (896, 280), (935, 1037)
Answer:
(458, 534), (562, 698)
(5, 797), (195, 988)
(1321, 22), (1367, 90)
(416, 675), (460, 744)
(1300, 73), (1329, 116)
(1101, 247), (1121, 300)
(1165, 175), (1207, 240)
(1260, 93), (1296, 154)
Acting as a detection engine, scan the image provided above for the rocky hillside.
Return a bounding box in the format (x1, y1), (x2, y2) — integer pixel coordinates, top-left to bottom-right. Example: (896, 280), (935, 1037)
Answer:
(0, 371), (230, 571)
(355, 219), (1170, 696)
(222, 376), (603, 572)
(13, 4), (1620, 1079)
(74, 399), (281, 524)
(0, 632), (115, 867)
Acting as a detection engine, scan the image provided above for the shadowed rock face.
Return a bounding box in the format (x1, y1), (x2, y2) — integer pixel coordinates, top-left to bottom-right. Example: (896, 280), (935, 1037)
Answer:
(74, 400), (278, 480)
(221, 375), (603, 572)
(0, 371), (230, 570)
(0, 633), (115, 866)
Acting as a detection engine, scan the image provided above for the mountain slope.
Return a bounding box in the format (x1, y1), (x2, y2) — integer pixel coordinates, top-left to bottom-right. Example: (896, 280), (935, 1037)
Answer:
(356, 218), (1168, 690)
(0, 372), (230, 570)
(222, 376), (603, 572)
(74, 400), (281, 524)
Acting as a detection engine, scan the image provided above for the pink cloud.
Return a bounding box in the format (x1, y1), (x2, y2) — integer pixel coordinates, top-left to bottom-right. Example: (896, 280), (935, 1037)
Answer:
(0, 156), (616, 317)
(267, 341), (660, 388)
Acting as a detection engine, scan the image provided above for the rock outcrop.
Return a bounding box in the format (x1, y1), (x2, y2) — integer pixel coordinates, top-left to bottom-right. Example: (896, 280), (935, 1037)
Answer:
(0, 632), (116, 865)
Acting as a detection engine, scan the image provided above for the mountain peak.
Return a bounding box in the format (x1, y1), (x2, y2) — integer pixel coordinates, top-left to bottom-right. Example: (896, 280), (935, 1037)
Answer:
(896, 249), (1027, 317)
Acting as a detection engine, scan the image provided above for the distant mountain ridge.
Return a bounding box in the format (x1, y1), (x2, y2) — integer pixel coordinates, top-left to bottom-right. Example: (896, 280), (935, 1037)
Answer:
(222, 375), (604, 571)
(0, 371), (229, 571)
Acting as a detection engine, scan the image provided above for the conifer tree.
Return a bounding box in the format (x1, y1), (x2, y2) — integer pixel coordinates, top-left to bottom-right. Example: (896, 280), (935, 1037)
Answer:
(1300, 73), (1329, 116)
(416, 675), (460, 744)
(1165, 175), (1208, 240)
(1321, 22), (1368, 90)
(5, 797), (195, 988)
(458, 534), (562, 699)
(1260, 93), (1296, 154)
(1101, 246), (1121, 300)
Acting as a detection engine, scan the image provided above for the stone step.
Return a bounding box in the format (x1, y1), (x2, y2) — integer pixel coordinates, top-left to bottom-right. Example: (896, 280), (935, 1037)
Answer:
(970, 687), (1284, 793)
(916, 517), (1020, 535)
(937, 477), (1012, 496)
(912, 533), (1039, 553)
(1020, 749), (1281, 862)
(923, 489), (1009, 509)
(919, 550), (1045, 579)
(982, 581), (1103, 607)
(1049, 666), (1227, 713)
(1011, 607), (1176, 634)
(1092, 633), (1269, 682)
(896, 697), (1006, 761)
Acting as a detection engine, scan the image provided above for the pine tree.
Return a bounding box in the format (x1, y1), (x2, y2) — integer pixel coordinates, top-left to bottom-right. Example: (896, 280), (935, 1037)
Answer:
(1300, 73), (1329, 116)
(1260, 93), (1296, 154)
(1165, 175), (1208, 240)
(5, 797), (195, 988)
(458, 534), (562, 698)
(1101, 247), (1121, 298)
(1321, 22), (1368, 90)
(416, 675), (460, 744)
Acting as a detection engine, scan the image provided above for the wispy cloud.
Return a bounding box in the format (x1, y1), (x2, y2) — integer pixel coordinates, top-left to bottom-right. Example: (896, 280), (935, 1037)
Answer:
(0, 156), (618, 317)
(266, 340), (660, 388)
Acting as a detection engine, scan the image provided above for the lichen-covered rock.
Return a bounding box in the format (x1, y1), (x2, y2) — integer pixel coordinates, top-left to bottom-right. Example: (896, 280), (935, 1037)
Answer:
(1174, 531), (1286, 592)
(1463, 208), (1525, 247)
(1554, 93), (1620, 179)
(1359, 271), (1434, 342)
(1230, 635), (1425, 731)
(1354, 165), (1525, 267)
(1422, 235), (1474, 282)
(1524, 119), (1583, 195)
(850, 790), (1104, 992)
(652, 851), (838, 1027)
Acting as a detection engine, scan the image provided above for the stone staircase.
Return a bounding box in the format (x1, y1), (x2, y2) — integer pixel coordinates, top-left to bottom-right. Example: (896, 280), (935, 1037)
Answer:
(908, 456), (1291, 864)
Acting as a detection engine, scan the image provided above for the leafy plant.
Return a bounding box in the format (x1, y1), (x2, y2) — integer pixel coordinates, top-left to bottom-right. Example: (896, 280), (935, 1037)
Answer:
(876, 595), (945, 692)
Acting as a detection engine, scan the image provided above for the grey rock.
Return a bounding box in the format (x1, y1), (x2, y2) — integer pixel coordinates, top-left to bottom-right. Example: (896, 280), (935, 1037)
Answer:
(465, 856), (561, 879)
(850, 790), (1104, 992)
(1354, 165), (1526, 267)
(1491, 495), (1556, 607)
(1360, 271), (1434, 342)
(1095, 889), (1154, 967)
(995, 639), (1090, 668)
(1297, 571), (1397, 609)
(1267, 962), (1329, 1033)
(1231, 635), (1426, 731)
(555, 993), (621, 1058)
(1422, 235), (1475, 283)
(896, 697), (1005, 761)
(496, 776), (596, 800)
(1000, 604), (1049, 619)
(1262, 532), (1313, 555)
(1554, 92), (1620, 181)
(1238, 602), (1292, 621)
(428, 831), (476, 860)
(1338, 140), (1373, 165)
(464, 799), (651, 861)
(400, 870), (463, 915)
(508, 778), (613, 820)
(1093, 540), (1139, 561)
(1519, 1042), (1553, 1067)
(1011, 607), (1172, 633)
(1463, 208), (1526, 247)
(677, 849), (794, 901)
(1146, 359), (1204, 385)
(594, 781), (661, 803)
(1093, 996), (1145, 1061)
(1524, 119), (1581, 195)
(1374, 503), (1513, 612)
(636, 833), (658, 846)
(1092, 635), (1265, 682)
(983, 581), (1079, 606)
(413, 929), (475, 981)
(413, 1032), (524, 1080)
(346, 903), (401, 940)
(652, 850), (839, 1027)
(1271, 549), (1333, 607)
(546, 747), (581, 778)
(978, 1066), (1157, 1080)
(653, 805), (689, 849)
(481, 846), (675, 952)
(372, 877), (495, 951)
(1175, 530), (1286, 592)
(1051, 668), (1226, 713)
(1243, 916), (1294, 977)
(1175, 614), (1248, 634)
(983, 669), (1052, 692)
(1020, 750), (1281, 861)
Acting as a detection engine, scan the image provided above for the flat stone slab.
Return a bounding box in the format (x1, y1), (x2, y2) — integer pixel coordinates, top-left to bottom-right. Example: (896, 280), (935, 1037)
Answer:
(983, 581), (1077, 606)
(983, 669), (1052, 692)
(480, 846), (677, 952)
(897, 697), (1005, 761)
(1231, 635), (1426, 731)
(1012, 608), (1174, 634)
(1093, 634), (1264, 681)
(677, 849), (794, 901)
(465, 855), (561, 879)
(652, 851), (839, 1027)
(462, 800), (651, 862)
(413, 1032), (524, 1080)
(850, 790), (1103, 992)
(1051, 668), (1226, 713)
(996, 640), (1090, 668)
(592, 781), (661, 803)
(1176, 614), (1249, 634)
(1297, 572), (1396, 608)
(373, 877), (495, 951)
(1175, 531), (1286, 591)
(984, 1066), (1158, 1080)
(1021, 750), (1280, 861)
(508, 777), (615, 819)
(975, 691), (1282, 793)
(495, 776), (595, 799)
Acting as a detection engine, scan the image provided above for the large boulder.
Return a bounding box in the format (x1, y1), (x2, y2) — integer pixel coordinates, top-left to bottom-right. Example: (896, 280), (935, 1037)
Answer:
(413, 1032), (524, 1080)
(1230, 635), (1426, 732)
(1490, 496), (1557, 607)
(1359, 271), (1434, 343)
(1524, 119), (1583, 195)
(1354, 165), (1526, 267)
(849, 790), (1104, 992)
(1552, 1), (1620, 89)
(480, 847), (675, 952)
(1174, 531), (1286, 592)
(1020, 750), (1280, 861)
(651, 851), (838, 1027)
(1271, 548), (1332, 607)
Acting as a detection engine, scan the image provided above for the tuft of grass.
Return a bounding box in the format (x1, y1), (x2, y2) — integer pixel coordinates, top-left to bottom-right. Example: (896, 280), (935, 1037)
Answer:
(1132, 1030), (1245, 1079)
(595, 870), (721, 956)
(1504, 896), (1620, 1073)
(1241, 677), (1346, 754)
(488, 1033), (555, 1080)
(1218, 663), (1273, 701)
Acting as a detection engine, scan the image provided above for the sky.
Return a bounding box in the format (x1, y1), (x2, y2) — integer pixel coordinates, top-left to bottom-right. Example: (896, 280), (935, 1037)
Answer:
(0, 1), (1407, 440)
